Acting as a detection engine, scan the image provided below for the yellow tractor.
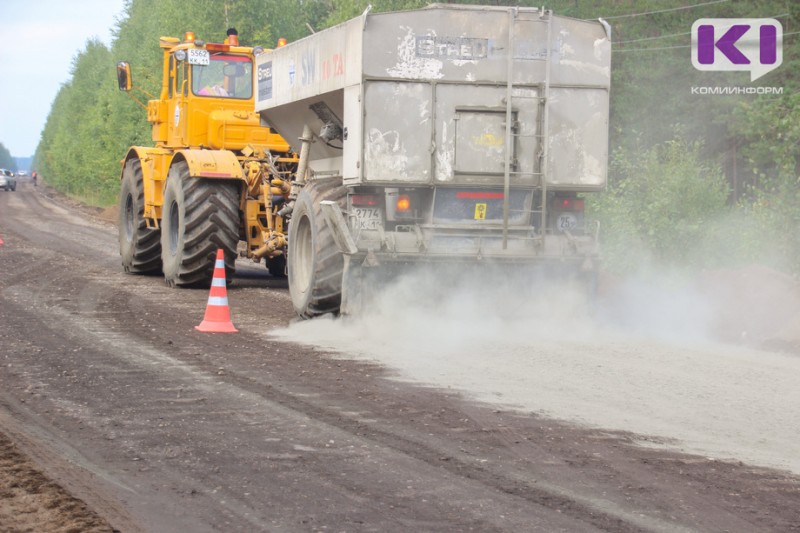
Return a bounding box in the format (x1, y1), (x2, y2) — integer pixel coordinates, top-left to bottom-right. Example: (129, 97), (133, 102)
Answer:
(116, 28), (297, 286)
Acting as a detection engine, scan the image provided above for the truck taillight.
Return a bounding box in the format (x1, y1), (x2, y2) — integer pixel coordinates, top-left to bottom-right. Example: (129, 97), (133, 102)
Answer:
(277, 38), (288, 47)
(385, 189), (423, 222)
(351, 194), (378, 206)
(184, 32), (195, 43)
(396, 195), (411, 213)
(556, 198), (584, 211)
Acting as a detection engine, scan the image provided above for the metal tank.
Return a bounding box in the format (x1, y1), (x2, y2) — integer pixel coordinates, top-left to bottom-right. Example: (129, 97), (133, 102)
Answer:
(254, 4), (611, 315)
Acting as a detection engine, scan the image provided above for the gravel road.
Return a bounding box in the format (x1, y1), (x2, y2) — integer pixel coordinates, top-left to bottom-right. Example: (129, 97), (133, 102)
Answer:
(1, 180), (798, 532)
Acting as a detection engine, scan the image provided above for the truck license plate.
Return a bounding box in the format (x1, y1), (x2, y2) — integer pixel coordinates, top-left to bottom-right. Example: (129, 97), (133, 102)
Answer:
(557, 213), (578, 231)
(353, 208), (382, 230)
(188, 49), (210, 66)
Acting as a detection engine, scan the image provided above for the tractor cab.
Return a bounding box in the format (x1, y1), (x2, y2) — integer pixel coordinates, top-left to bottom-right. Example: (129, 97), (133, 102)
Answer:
(117, 29), (287, 154)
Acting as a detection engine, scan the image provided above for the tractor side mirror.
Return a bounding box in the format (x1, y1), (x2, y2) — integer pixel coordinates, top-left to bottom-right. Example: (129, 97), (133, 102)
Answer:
(117, 61), (133, 91)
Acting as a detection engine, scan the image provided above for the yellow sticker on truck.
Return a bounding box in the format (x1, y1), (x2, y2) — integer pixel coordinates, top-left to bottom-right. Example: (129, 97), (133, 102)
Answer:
(474, 203), (487, 220)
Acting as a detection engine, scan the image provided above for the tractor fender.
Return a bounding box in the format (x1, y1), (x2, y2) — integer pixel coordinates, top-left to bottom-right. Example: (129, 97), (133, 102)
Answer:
(172, 149), (244, 181)
(121, 146), (168, 184)
(121, 147), (173, 222)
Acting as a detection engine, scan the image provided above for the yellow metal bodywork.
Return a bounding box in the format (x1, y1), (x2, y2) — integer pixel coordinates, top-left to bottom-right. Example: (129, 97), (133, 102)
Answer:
(123, 146), (171, 223)
(120, 34), (297, 260)
(181, 149), (244, 180)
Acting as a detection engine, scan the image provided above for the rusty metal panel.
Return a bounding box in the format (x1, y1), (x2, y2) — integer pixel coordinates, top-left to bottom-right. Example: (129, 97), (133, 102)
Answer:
(454, 110), (508, 175)
(363, 8), (509, 83)
(547, 87), (609, 189)
(433, 85), (539, 186)
(550, 16), (612, 87)
(362, 81), (432, 183)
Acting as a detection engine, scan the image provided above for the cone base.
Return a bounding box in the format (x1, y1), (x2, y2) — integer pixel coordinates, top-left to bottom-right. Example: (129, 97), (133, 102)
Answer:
(195, 320), (238, 333)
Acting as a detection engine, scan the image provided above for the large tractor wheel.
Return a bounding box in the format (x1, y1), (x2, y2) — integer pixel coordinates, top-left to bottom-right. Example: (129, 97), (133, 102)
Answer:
(160, 161), (240, 287)
(288, 177), (346, 318)
(119, 158), (162, 273)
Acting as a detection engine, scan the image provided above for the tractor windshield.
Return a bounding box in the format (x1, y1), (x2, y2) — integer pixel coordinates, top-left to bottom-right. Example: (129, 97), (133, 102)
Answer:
(192, 53), (252, 99)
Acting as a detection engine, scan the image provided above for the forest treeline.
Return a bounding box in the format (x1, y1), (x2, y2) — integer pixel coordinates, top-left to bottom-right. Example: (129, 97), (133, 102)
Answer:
(0, 143), (15, 170)
(33, 0), (800, 274)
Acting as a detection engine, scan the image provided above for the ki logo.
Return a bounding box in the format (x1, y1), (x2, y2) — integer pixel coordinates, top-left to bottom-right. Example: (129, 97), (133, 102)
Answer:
(691, 18), (783, 81)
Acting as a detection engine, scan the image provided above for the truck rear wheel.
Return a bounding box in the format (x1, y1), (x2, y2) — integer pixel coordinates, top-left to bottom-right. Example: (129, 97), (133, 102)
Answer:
(288, 177), (346, 318)
(119, 158), (162, 273)
(160, 161), (239, 287)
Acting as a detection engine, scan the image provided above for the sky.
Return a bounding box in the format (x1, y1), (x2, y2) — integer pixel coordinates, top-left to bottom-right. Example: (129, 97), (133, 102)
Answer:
(0, 0), (126, 158)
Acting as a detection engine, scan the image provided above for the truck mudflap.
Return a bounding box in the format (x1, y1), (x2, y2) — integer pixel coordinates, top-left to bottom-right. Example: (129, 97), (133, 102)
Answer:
(320, 200), (358, 255)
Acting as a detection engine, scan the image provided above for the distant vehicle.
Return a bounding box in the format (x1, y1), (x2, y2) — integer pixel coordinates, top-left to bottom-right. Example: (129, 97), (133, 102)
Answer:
(17, 170), (27, 176)
(0, 169), (17, 191)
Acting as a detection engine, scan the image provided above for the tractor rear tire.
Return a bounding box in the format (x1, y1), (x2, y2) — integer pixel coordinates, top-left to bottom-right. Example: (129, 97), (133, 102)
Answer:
(160, 161), (240, 287)
(288, 177), (347, 318)
(119, 158), (162, 274)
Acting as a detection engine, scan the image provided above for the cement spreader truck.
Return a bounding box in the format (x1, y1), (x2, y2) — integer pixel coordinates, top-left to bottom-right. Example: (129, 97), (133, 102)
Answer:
(117, 5), (610, 319)
(255, 5), (611, 317)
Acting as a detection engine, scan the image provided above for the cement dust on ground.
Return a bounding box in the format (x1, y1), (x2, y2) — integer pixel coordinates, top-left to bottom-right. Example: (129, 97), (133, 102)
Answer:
(273, 265), (800, 475)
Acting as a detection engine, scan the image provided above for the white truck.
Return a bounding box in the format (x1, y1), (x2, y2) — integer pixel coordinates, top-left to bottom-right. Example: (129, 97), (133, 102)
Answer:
(255, 4), (611, 317)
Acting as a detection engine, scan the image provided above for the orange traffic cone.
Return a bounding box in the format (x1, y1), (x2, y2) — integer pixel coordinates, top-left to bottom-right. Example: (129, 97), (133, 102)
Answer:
(195, 249), (238, 333)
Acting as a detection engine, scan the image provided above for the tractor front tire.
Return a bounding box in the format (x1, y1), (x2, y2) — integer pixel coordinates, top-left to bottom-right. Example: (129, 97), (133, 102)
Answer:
(119, 158), (162, 274)
(160, 161), (239, 287)
(288, 177), (347, 318)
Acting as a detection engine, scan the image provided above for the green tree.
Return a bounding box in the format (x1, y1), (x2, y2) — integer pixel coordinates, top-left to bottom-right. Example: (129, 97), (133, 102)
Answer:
(35, 39), (116, 202)
(0, 143), (15, 171)
(589, 139), (730, 273)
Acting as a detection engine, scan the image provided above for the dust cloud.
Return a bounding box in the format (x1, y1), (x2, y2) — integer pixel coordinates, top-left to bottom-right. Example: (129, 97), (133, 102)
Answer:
(271, 265), (800, 474)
